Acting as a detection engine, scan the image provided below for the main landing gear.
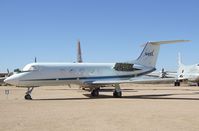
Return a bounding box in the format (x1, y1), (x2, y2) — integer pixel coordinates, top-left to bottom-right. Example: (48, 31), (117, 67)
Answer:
(25, 87), (34, 100)
(174, 80), (180, 86)
(113, 84), (122, 98)
(90, 84), (122, 98)
(91, 88), (100, 97)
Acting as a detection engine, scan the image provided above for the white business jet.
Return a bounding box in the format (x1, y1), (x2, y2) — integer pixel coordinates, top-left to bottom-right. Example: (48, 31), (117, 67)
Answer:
(133, 52), (199, 86)
(174, 53), (199, 86)
(4, 40), (188, 100)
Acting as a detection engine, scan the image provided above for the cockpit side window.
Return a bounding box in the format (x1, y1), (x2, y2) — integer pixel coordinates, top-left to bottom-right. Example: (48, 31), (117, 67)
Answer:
(14, 68), (22, 73)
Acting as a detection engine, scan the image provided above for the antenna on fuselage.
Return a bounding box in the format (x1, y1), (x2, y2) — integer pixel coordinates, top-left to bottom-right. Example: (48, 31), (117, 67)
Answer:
(77, 40), (83, 63)
(34, 57), (37, 63)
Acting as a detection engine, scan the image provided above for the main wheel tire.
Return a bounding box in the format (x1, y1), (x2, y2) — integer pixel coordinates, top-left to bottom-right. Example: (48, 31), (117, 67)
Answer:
(178, 82), (180, 86)
(174, 82), (180, 86)
(91, 89), (99, 97)
(113, 91), (122, 98)
(25, 94), (32, 100)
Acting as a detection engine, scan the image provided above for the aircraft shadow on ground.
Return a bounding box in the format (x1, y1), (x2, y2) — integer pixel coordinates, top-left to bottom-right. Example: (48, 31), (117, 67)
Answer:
(120, 94), (199, 101)
(32, 92), (199, 101)
(32, 97), (90, 101)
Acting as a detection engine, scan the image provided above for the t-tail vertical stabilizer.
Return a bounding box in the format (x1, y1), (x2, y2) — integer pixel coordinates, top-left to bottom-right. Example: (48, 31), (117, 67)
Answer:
(134, 40), (190, 68)
(177, 53), (185, 80)
(178, 52), (183, 67)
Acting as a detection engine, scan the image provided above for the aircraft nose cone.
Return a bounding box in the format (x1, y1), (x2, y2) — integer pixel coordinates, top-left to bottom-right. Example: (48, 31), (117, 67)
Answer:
(4, 76), (19, 86)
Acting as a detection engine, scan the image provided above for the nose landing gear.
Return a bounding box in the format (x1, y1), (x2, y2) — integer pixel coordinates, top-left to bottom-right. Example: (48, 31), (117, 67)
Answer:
(25, 87), (34, 100)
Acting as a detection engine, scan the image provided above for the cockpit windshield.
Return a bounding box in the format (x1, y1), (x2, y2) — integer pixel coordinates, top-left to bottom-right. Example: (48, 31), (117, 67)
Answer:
(22, 64), (39, 72)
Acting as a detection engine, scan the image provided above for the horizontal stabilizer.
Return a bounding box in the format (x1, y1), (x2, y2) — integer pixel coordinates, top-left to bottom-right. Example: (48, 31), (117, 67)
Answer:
(149, 40), (190, 45)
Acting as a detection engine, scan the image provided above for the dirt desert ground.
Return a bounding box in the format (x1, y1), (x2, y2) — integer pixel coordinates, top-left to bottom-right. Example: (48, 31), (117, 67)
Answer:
(1, 84), (199, 131)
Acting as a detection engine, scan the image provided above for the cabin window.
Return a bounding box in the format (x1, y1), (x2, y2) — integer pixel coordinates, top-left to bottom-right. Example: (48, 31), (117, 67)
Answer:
(114, 63), (140, 71)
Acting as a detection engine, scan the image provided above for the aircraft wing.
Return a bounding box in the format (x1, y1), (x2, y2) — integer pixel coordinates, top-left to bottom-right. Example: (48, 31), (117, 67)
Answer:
(130, 78), (176, 84)
(90, 80), (132, 85)
(146, 71), (177, 78)
(82, 80), (127, 85)
(83, 77), (176, 85)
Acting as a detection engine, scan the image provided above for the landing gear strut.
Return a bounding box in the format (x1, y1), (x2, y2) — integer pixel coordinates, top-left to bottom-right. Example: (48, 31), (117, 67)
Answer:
(113, 84), (122, 98)
(25, 87), (34, 100)
(91, 88), (99, 97)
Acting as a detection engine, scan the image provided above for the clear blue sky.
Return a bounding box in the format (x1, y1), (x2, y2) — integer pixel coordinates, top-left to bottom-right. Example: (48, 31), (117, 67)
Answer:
(0, 0), (199, 72)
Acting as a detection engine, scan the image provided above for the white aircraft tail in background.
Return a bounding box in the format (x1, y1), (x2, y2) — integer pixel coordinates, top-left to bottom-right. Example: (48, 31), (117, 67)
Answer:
(174, 53), (199, 86)
(4, 40), (189, 100)
(134, 51), (199, 86)
(178, 52), (182, 66)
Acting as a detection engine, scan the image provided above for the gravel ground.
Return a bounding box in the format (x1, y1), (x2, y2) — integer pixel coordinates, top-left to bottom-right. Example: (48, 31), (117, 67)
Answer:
(1, 84), (199, 131)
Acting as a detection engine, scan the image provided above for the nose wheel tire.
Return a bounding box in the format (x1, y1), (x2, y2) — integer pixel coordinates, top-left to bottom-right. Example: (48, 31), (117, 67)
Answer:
(25, 87), (34, 100)
(25, 94), (32, 100)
